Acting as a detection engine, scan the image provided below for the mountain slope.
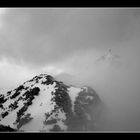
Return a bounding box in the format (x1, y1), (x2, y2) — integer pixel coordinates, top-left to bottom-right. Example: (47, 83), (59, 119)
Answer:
(0, 74), (102, 132)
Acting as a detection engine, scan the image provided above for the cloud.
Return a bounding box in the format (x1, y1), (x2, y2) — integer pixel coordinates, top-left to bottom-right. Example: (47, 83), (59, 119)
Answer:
(0, 58), (36, 90)
(0, 8), (7, 28)
(0, 8), (140, 67)
(0, 57), (65, 91)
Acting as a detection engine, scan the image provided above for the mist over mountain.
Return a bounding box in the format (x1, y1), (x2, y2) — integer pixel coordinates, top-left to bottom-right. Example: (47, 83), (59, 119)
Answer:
(95, 49), (122, 68)
(0, 74), (103, 132)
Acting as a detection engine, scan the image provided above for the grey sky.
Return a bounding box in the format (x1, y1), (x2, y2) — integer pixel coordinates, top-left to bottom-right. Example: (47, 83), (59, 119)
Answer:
(0, 8), (140, 66)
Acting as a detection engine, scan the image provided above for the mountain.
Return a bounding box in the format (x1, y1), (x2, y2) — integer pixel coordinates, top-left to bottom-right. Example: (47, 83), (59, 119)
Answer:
(95, 49), (121, 67)
(0, 74), (102, 132)
(0, 124), (16, 132)
(96, 49), (120, 61)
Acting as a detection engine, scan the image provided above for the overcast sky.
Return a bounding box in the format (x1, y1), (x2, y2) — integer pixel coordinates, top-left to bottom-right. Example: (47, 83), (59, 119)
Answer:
(0, 8), (140, 130)
(0, 8), (140, 85)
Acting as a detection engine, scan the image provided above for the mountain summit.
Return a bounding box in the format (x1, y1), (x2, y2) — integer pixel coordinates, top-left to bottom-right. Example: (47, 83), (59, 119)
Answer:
(96, 49), (120, 62)
(0, 74), (102, 132)
(95, 49), (121, 68)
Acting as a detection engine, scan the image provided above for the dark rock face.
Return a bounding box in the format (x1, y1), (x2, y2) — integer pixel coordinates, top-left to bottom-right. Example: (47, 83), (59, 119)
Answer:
(51, 82), (73, 120)
(0, 125), (16, 132)
(0, 74), (103, 132)
(9, 101), (18, 111)
(0, 95), (7, 105)
(17, 113), (33, 129)
(66, 87), (102, 131)
(10, 85), (24, 99)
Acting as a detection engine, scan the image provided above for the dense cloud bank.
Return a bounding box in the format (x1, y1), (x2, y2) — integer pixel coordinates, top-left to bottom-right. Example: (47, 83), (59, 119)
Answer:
(0, 8), (139, 65)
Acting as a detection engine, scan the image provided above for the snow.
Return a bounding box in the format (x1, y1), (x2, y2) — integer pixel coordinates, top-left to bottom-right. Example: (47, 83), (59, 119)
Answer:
(20, 115), (54, 131)
(0, 96), (26, 129)
(19, 80), (68, 131)
(0, 109), (17, 129)
(2, 97), (13, 109)
(82, 86), (88, 92)
(40, 77), (47, 83)
(0, 103), (22, 129)
(17, 100), (25, 109)
(68, 87), (83, 113)
(19, 82), (57, 131)
(0, 74), (95, 131)
(0, 89), (9, 95)
(0, 75), (51, 130)
(86, 95), (94, 100)
(24, 80), (36, 88)
(55, 109), (67, 130)
(25, 83), (56, 116)
(8, 90), (15, 97)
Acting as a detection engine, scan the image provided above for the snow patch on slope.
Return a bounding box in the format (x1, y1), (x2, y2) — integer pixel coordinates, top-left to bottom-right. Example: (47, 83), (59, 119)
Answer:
(68, 87), (83, 113)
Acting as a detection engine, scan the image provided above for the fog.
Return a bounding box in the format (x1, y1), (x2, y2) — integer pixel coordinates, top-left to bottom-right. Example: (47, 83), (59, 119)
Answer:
(55, 43), (140, 131)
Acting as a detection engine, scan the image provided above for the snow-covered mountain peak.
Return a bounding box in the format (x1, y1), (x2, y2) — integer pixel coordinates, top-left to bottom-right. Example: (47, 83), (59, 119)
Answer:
(97, 49), (118, 61)
(0, 74), (102, 132)
(95, 49), (121, 68)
